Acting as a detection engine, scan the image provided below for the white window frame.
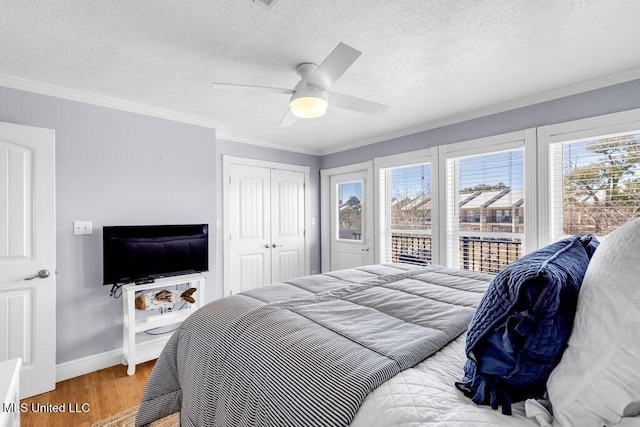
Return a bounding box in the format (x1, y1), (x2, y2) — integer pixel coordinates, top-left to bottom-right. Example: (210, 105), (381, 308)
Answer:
(372, 129), (536, 271)
(537, 107), (640, 246)
(323, 108), (640, 274)
(438, 129), (537, 268)
(373, 148), (438, 264)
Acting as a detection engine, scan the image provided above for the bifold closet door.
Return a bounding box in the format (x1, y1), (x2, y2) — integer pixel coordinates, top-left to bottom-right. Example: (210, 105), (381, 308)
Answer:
(228, 164), (272, 292)
(270, 168), (305, 283)
(227, 164), (306, 294)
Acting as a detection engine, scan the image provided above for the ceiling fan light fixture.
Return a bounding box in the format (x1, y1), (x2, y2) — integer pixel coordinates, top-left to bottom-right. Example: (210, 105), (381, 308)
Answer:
(290, 96), (328, 118)
(289, 87), (328, 119)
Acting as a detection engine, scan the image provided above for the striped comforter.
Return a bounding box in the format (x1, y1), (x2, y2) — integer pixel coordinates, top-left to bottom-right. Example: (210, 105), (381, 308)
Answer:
(136, 263), (491, 427)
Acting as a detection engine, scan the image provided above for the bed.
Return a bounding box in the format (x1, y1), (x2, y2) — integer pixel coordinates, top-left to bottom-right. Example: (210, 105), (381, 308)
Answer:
(136, 218), (640, 427)
(136, 263), (536, 426)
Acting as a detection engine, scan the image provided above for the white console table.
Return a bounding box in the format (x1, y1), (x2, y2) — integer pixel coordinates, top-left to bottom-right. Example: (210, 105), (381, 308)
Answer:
(0, 358), (21, 427)
(122, 273), (206, 375)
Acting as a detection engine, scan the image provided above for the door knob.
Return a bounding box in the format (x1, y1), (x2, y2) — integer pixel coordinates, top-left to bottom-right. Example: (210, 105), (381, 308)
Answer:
(24, 269), (51, 280)
(263, 244), (270, 248)
(361, 248), (370, 252)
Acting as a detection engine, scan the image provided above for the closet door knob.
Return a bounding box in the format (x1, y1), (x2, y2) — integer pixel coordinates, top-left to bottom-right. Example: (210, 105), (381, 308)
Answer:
(24, 269), (51, 280)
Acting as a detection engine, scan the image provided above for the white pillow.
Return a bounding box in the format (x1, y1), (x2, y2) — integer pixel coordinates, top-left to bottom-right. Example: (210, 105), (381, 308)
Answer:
(547, 218), (640, 427)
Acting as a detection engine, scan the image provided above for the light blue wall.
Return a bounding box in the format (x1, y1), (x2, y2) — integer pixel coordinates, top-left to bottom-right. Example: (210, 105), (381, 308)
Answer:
(0, 86), (218, 363)
(0, 86), (323, 365)
(321, 79), (640, 169)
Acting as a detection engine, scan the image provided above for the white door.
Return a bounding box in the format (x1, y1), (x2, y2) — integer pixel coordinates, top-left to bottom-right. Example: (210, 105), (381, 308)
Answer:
(226, 163), (307, 294)
(330, 171), (374, 270)
(0, 122), (55, 398)
(228, 164), (272, 293)
(271, 169), (305, 283)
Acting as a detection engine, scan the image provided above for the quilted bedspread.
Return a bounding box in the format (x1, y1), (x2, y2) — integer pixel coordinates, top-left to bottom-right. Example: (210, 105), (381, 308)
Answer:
(351, 334), (538, 427)
(136, 264), (493, 427)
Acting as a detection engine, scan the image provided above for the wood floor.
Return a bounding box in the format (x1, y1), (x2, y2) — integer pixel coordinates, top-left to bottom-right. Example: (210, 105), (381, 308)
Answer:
(19, 360), (155, 427)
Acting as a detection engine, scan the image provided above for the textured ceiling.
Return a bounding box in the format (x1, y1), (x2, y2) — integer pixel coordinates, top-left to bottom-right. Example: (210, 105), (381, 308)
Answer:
(2, 0), (640, 155)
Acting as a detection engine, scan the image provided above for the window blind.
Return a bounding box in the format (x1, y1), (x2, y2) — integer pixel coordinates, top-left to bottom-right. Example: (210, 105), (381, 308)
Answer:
(379, 163), (432, 265)
(446, 149), (525, 273)
(550, 131), (640, 240)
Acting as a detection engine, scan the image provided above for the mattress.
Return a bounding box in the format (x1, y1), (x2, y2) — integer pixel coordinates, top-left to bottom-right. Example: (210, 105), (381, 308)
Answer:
(352, 333), (537, 426)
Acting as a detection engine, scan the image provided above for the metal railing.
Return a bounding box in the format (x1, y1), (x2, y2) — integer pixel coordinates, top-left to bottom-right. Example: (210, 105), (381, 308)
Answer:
(459, 216), (525, 224)
(391, 232), (522, 274)
(458, 236), (522, 273)
(391, 232), (432, 265)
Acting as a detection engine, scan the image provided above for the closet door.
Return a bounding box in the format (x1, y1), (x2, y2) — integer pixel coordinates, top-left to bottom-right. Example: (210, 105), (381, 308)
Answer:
(271, 169), (306, 283)
(228, 164), (272, 292)
(225, 158), (308, 296)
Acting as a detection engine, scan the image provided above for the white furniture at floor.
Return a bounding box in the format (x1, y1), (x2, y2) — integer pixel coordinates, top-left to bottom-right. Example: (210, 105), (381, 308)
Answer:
(122, 273), (206, 375)
(0, 358), (21, 427)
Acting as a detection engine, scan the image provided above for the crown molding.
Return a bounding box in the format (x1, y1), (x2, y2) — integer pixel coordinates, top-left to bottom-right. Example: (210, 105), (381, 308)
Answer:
(3, 66), (640, 159)
(0, 74), (221, 130)
(0, 74), (324, 156)
(215, 130), (322, 156)
(318, 66), (640, 156)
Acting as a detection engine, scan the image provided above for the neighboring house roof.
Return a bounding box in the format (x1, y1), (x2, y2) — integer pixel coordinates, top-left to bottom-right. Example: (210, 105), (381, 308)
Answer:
(489, 189), (525, 209)
(460, 189), (524, 209)
(393, 189), (527, 213)
(461, 190), (507, 209)
(400, 196), (432, 211)
(391, 197), (412, 209)
(459, 191), (482, 207)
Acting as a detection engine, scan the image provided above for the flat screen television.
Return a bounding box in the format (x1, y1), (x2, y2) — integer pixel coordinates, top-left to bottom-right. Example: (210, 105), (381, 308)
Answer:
(103, 224), (208, 285)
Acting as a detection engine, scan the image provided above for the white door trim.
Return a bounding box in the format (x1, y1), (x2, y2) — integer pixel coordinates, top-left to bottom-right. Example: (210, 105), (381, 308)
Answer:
(222, 155), (310, 295)
(320, 161), (373, 273)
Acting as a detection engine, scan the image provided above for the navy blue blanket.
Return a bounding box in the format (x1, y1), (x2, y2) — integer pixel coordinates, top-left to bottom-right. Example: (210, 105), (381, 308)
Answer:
(456, 234), (598, 414)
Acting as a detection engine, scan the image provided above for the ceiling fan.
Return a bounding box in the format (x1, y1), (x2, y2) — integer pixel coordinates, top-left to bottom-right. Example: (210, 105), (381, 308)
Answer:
(211, 42), (389, 128)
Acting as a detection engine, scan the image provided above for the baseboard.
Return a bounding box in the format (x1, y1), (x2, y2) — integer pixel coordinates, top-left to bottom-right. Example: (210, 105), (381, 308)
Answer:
(55, 337), (170, 382)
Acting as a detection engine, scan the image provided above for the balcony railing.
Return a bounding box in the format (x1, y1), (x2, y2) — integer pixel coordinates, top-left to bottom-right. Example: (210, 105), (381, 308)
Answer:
(391, 232), (522, 274)
(391, 232), (432, 265)
(459, 216), (525, 224)
(458, 236), (522, 274)
(485, 216), (524, 224)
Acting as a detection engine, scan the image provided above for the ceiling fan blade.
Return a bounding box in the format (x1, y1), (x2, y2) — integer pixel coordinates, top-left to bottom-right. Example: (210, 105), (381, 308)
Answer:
(278, 109), (297, 128)
(306, 43), (361, 92)
(211, 82), (293, 95)
(329, 92), (389, 115)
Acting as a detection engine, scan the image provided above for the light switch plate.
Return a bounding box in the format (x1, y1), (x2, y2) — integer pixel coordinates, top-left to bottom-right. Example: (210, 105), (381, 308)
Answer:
(73, 220), (92, 235)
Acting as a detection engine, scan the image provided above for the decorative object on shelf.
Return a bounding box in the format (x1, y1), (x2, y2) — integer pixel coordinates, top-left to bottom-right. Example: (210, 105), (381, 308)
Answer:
(134, 288), (198, 311)
(123, 274), (206, 376)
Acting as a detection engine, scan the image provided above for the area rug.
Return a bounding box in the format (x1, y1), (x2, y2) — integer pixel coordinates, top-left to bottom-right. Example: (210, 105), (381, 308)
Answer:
(91, 405), (179, 427)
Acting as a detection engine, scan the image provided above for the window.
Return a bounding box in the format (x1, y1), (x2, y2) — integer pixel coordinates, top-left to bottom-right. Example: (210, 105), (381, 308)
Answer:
(369, 109), (640, 276)
(550, 130), (640, 241)
(337, 181), (363, 241)
(374, 131), (535, 273)
(445, 149), (526, 273)
(379, 163), (432, 265)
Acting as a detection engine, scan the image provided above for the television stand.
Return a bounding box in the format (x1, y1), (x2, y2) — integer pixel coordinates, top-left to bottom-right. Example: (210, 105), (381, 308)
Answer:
(122, 273), (206, 375)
